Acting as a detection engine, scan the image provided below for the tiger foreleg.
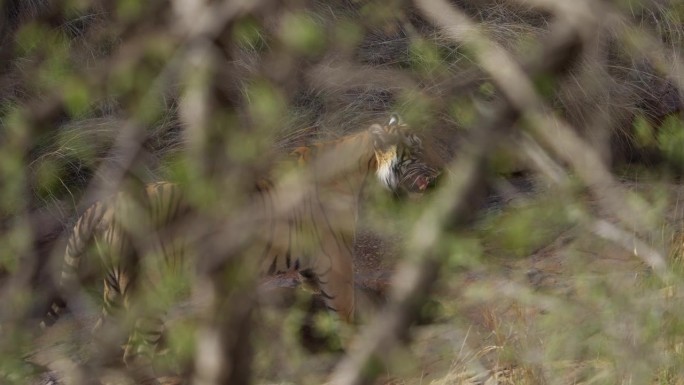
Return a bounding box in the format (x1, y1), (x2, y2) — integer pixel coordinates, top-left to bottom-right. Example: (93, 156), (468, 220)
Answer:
(317, 266), (355, 324)
(296, 266), (356, 350)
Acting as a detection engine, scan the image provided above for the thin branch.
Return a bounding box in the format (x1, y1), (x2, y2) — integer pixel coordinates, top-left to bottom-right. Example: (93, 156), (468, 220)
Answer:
(415, 0), (655, 236)
(329, 2), (615, 382)
(328, 98), (508, 385)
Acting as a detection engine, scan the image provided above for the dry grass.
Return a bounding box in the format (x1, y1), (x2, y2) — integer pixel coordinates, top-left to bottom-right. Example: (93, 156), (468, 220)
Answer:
(4, 0), (684, 384)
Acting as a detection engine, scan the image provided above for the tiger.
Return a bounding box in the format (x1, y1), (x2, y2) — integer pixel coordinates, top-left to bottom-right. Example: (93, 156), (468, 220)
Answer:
(41, 114), (440, 364)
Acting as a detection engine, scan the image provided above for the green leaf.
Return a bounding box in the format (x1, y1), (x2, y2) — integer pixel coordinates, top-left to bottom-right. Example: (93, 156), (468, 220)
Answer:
(657, 115), (684, 170)
(280, 13), (326, 56)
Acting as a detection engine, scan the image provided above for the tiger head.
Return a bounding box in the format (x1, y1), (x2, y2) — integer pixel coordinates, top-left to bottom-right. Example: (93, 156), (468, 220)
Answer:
(369, 114), (441, 196)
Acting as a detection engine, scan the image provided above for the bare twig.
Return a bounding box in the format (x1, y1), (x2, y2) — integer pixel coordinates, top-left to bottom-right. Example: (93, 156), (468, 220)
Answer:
(415, 0), (657, 237)
(599, 4), (684, 96)
(329, 97), (507, 385)
(328, 2), (621, 382)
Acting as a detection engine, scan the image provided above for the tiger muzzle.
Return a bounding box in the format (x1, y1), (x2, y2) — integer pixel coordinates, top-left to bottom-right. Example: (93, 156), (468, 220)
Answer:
(399, 168), (440, 199)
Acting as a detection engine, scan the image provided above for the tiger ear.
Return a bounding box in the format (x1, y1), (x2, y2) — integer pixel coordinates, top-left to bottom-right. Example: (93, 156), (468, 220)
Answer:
(388, 114), (400, 127)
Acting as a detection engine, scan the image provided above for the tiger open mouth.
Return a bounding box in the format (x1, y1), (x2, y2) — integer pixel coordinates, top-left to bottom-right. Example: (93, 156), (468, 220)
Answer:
(400, 166), (440, 195)
(413, 175), (433, 192)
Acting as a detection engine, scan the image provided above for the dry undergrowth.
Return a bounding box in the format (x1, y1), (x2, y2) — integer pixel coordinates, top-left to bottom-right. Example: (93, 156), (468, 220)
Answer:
(382, 181), (684, 385)
(4, 0), (684, 384)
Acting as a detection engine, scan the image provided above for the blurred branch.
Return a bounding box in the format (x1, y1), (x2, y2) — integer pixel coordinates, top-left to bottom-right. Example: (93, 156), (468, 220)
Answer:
(518, 133), (570, 187)
(306, 63), (420, 94)
(10, 0), (684, 383)
(519, 133), (669, 277)
(592, 219), (667, 274)
(328, 1), (641, 383)
(18, 0), (263, 149)
(172, 0), (259, 41)
(13, 1), (265, 382)
(329, 95), (508, 385)
(603, 3), (684, 95)
(174, 1), (270, 384)
(415, 0), (656, 236)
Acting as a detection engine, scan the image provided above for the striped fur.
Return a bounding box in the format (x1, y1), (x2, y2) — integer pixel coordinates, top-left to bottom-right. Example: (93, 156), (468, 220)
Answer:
(43, 115), (440, 363)
(43, 182), (190, 363)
